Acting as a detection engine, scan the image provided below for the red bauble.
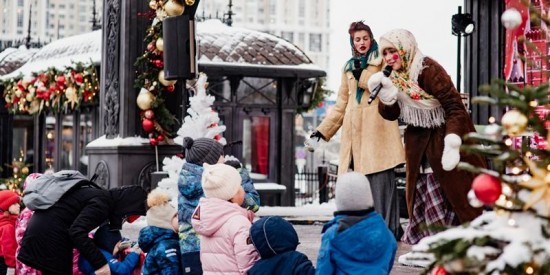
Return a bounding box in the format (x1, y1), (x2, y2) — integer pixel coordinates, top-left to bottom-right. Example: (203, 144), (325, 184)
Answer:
(166, 85), (175, 92)
(149, 138), (158, 146)
(153, 60), (163, 68)
(472, 174), (502, 204)
(144, 110), (154, 119)
(73, 73), (83, 84)
(147, 43), (155, 52)
(142, 118), (155, 133)
(157, 135), (165, 142)
(56, 75), (66, 86)
(431, 266), (447, 275)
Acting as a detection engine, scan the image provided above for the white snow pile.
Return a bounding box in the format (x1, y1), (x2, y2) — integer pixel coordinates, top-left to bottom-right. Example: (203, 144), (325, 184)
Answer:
(401, 211), (550, 273)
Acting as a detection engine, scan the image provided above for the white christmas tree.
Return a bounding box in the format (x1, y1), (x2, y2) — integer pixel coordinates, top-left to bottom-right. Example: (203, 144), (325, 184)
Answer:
(173, 72), (227, 146)
(155, 72), (227, 202)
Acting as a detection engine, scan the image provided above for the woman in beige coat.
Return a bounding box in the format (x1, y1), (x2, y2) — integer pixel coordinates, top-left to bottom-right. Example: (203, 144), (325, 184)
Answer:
(311, 21), (405, 238)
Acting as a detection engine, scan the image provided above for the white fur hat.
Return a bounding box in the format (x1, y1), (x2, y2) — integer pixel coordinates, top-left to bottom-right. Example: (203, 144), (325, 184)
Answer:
(201, 163), (241, 200)
(335, 172), (374, 211)
(146, 189), (177, 230)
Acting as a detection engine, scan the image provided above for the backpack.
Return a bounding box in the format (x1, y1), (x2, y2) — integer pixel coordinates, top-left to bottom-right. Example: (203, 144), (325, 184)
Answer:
(23, 170), (101, 211)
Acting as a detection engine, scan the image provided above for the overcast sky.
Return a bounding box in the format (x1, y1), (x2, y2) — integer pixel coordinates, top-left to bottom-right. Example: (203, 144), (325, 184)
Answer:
(326, 0), (464, 94)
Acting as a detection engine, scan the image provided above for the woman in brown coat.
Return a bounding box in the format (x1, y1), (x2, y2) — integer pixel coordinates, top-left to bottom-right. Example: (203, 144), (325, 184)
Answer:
(368, 29), (486, 245)
(311, 21), (405, 238)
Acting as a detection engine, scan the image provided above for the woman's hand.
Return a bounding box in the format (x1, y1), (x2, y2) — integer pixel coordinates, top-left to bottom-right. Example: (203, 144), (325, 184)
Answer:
(367, 71), (398, 105)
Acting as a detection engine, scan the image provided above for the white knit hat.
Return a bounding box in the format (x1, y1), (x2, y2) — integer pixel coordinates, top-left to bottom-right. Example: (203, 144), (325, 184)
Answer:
(146, 189), (177, 230)
(201, 163), (242, 200)
(335, 172), (374, 211)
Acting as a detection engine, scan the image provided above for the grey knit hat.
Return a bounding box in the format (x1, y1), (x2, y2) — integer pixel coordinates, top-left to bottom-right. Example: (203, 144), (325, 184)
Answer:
(183, 137), (224, 165)
(335, 172), (374, 211)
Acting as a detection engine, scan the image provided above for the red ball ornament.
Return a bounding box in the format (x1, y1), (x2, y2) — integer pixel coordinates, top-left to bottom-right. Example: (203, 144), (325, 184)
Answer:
(166, 85), (175, 92)
(149, 138), (158, 146)
(431, 266), (447, 275)
(472, 174), (502, 204)
(157, 135), (165, 142)
(144, 110), (155, 119)
(153, 60), (164, 68)
(73, 73), (83, 84)
(142, 118), (155, 133)
(56, 75), (66, 86)
(147, 43), (155, 52)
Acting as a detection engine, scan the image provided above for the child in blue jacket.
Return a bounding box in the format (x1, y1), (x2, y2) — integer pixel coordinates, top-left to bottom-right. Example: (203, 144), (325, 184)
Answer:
(78, 224), (141, 275)
(138, 189), (181, 275)
(316, 172), (397, 275)
(248, 216), (315, 275)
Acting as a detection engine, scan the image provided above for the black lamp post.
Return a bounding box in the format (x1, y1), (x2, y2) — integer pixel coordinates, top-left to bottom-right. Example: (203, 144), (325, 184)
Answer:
(452, 6), (475, 92)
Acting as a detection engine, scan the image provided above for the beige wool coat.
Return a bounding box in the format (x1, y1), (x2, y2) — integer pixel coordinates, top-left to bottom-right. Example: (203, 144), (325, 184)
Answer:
(316, 64), (405, 176)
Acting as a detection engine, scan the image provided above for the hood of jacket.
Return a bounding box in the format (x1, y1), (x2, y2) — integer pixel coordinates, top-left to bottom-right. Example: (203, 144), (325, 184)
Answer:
(250, 216), (299, 259)
(138, 225), (178, 253)
(330, 212), (395, 262)
(108, 185), (147, 230)
(192, 197), (250, 237)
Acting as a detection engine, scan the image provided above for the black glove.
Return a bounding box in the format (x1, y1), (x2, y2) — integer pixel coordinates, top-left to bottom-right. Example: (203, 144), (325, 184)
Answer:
(352, 68), (363, 81)
(310, 130), (324, 141)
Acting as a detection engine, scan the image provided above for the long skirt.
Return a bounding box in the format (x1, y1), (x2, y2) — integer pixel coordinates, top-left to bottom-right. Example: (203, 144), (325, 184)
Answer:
(402, 173), (459, 245)
(367, 168), (402, 239)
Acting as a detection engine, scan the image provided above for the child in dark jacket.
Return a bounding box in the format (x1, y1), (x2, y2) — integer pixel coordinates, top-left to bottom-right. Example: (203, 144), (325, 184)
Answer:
(78, 224), (141, 275)
(138, 189), (181, 275)
(0, 190), (20, 275)
(248, 216), (315, 275)
(316, 172), (397, 275)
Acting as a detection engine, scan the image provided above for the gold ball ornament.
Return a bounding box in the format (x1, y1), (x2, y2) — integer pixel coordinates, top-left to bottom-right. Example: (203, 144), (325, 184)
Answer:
(155, 38), (164, 52)
(185, 0), (195, 5)
(158, 70), (177, 86)
(21, 166), (29, 175)
(501, 109), (528, 137)
(164, 0), (184, 16)
(149, 0), (158, 10)
(137, 88), (156, 110)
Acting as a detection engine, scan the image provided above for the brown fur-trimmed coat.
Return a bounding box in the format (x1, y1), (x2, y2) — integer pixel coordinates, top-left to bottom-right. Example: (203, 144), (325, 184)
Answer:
(378, 57), (486, 223)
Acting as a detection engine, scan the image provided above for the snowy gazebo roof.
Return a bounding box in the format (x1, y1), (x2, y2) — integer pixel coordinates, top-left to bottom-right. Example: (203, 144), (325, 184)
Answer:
(0, 30), (102, 80)
(197, 20), (325, 78)
(0, 46), (39, 76)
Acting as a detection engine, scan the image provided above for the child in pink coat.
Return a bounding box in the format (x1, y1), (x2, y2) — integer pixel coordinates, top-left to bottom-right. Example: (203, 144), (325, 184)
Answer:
(191, 163), (259, 274)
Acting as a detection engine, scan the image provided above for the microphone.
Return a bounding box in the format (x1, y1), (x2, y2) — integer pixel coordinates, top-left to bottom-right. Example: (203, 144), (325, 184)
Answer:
(367, 65), (393, 105)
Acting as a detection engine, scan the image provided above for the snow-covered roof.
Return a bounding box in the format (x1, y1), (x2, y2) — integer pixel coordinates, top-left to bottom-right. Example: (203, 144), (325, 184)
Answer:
(0, 46), (39, 76)
(197, 19), (313, 66)
(1, 30), (102, 80)
(1, 20), (324, 81)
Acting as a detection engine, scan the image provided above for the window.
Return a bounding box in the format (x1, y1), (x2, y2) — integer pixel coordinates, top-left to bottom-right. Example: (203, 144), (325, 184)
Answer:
(242, 116), (270, 176)
(281, 31), (293, 43)
(17, 14), (23, 27)
(298, 0), (305, 17)
(298, 33), (305, 47)
(309, 33), (322, 52)
(269, 0), (276, 15)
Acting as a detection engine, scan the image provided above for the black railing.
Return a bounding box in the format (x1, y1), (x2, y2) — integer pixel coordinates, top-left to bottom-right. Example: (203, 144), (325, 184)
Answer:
(294, 168), (337, 206)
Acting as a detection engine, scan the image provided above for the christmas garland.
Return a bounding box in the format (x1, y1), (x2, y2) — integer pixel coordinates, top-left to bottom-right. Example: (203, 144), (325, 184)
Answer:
(1, 62), (99, 114)
(134, 0), (193, 146)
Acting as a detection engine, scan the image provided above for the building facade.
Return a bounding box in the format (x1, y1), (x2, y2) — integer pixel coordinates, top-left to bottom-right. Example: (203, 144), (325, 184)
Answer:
(0, 0), (102, 49)
(197, 0), (330, 71)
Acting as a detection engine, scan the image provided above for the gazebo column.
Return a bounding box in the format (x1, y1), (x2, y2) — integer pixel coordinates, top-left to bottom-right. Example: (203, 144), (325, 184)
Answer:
(87, 0), (180, 189)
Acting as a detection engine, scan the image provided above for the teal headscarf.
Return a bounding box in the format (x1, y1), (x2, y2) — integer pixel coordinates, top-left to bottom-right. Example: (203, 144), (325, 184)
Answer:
(345, 39), (379, 103)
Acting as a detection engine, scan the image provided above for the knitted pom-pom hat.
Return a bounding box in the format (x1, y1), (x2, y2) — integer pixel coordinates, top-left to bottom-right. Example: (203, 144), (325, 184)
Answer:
(183, 137), (224, 165)
(201, 163), (242, 200)
(146, 189), (177, 230)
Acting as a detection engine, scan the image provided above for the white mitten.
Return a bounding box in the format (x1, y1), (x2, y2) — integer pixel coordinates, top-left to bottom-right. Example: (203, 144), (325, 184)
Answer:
(441, 133), (462, 171)
(367, 72), (398, 105)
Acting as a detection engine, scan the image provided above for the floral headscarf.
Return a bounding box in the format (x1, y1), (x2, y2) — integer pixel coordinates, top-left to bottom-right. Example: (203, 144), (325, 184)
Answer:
(378, 29), (445, 128)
